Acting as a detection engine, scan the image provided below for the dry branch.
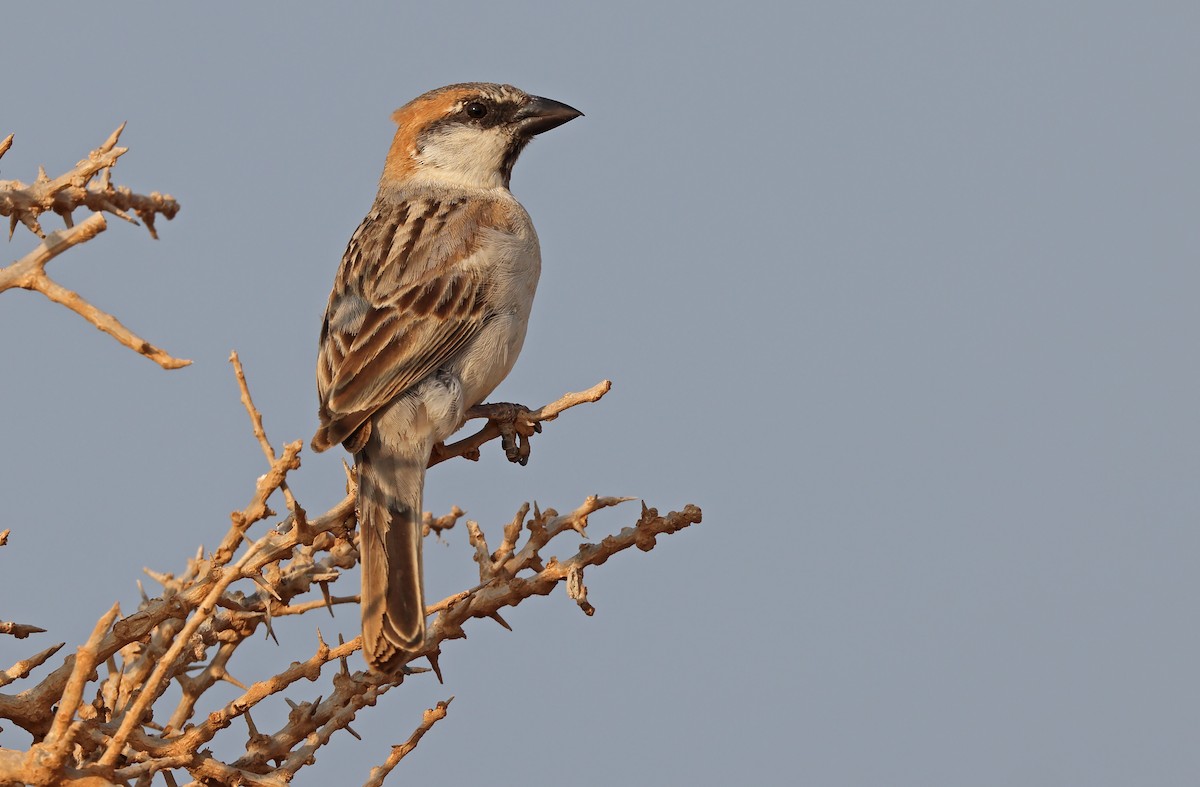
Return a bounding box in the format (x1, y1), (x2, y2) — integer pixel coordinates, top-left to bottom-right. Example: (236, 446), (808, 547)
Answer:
(429, 379), (612, 466)
(0, 644), (64, 690)
(363, 698), (453, 787)
(229, 351), (303, 522)
(0, 124), (178, 238)
(0, 127), (187, 369)
(0, 356), (698, 786)
(0, 621), (46, 639)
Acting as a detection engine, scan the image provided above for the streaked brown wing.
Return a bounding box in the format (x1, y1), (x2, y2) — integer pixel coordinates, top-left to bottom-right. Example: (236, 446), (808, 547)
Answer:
(313, 196), (494, 451)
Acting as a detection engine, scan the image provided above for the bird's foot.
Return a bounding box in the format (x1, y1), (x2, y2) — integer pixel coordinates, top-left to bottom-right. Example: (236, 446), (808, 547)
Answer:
(470, 402), (542, 466)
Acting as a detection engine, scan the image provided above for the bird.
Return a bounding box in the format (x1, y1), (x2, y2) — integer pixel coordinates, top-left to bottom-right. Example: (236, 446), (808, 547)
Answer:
(311, 83), (582, 672)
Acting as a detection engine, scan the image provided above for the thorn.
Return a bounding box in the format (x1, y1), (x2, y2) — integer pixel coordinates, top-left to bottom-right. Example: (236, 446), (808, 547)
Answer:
(344, 723), (362, 741)
(102, 123), (127, 152)
(143, 567), (173, 587)
(244, 709), (259, 737)
(96, 200), (137, 225)
(292, 504), (310, 542)
(19, 212), (41, 237)
(284, 697), (298, 710)
(218, 668), (248, 690)
(487, 611), (512, 632)
(262, 610), (279, 645)
(427, 649), (444, 684)
(318, 581), (335, 617)
(250, 572), (282, 601)
(338, 632), (350, 676)
(36, 165), (48, 183)
(136, 580), (149, 603)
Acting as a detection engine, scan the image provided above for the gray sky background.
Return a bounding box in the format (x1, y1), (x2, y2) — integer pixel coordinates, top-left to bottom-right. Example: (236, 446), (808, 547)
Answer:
(2, 3), (1197, 784)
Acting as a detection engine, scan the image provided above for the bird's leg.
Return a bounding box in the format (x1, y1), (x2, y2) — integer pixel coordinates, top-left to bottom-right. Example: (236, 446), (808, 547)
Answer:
(468, 402), (543, 466)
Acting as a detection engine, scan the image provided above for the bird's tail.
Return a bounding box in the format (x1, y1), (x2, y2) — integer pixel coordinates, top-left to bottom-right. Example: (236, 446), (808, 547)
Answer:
(356, 442), (427, 672)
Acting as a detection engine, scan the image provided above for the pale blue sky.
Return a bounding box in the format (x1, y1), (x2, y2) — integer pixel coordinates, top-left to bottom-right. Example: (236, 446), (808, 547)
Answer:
(2, 3), (1198, 784)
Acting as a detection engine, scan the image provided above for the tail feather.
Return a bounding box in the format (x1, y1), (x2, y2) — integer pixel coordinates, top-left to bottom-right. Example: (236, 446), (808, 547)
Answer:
(357, 445), (426, 672)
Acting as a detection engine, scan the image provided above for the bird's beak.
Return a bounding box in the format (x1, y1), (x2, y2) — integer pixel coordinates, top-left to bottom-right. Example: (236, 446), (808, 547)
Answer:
(515, 96), (584, 136)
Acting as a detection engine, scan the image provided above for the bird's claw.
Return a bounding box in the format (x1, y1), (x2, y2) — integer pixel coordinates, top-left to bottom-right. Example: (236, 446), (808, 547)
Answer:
(474, 402), (541, 465)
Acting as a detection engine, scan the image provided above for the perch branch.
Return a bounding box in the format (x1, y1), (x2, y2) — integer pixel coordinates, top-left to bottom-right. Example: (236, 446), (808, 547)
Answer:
(0, 357), (697, 786)
(429, 379), (612, 466)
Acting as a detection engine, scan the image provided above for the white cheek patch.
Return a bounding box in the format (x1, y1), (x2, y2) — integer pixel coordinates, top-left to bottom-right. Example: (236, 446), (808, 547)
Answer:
(416, 126), (512, 189)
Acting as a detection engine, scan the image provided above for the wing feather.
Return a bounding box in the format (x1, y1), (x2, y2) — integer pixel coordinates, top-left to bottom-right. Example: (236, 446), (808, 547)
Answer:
(313, 195), (495, 451)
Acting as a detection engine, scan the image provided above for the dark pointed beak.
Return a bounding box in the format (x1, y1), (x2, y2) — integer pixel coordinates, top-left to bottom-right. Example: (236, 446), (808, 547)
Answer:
(515, 96), (583, 136)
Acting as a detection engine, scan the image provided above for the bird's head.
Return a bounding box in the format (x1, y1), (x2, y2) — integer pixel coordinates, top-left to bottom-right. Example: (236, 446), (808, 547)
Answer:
(382, 82), (582, 191)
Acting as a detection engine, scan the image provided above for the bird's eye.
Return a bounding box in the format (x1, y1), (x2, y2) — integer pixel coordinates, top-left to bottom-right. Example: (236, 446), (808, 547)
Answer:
(465, 101), (488, 119)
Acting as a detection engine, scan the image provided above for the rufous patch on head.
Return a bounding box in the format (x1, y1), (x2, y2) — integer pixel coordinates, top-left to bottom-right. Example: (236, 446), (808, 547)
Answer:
(382, 86), (498, 184)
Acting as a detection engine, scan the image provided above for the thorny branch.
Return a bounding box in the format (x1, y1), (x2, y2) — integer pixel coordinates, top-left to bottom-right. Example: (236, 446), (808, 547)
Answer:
(429, 379), (612, 466)
(0, 126), (186, 368)
(0, 622), (45, 639)
(0, 357), (700, 786)
(0, 644), (64, 690)
(362, 698), (453, 787)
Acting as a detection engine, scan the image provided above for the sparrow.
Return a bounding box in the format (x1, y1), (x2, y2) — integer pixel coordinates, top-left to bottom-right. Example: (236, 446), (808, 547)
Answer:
(312, 83), (582, 672)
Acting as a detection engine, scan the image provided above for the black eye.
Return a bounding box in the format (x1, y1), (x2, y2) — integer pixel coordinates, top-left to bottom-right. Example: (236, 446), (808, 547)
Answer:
(466, 101), (488, 119)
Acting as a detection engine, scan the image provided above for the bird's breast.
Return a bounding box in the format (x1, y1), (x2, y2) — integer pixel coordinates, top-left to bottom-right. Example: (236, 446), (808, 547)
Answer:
(454, 226), (540, 409)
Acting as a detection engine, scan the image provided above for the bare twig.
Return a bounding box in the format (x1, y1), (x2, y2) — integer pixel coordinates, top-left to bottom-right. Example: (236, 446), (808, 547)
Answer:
(0, 128), (187, 369)
(0, 621), (46, 639)
(229, 350), (304, 523)
(31, 604), (121, 782)
(363, 698), (453, 787)
(423, 506), (466, 537)
(0, 124), (178, 238)
(0, 643), (65, 689)
(423, 498), (701, 657)
(99, 544), (265, 767)
(0, 214), (190, 369)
